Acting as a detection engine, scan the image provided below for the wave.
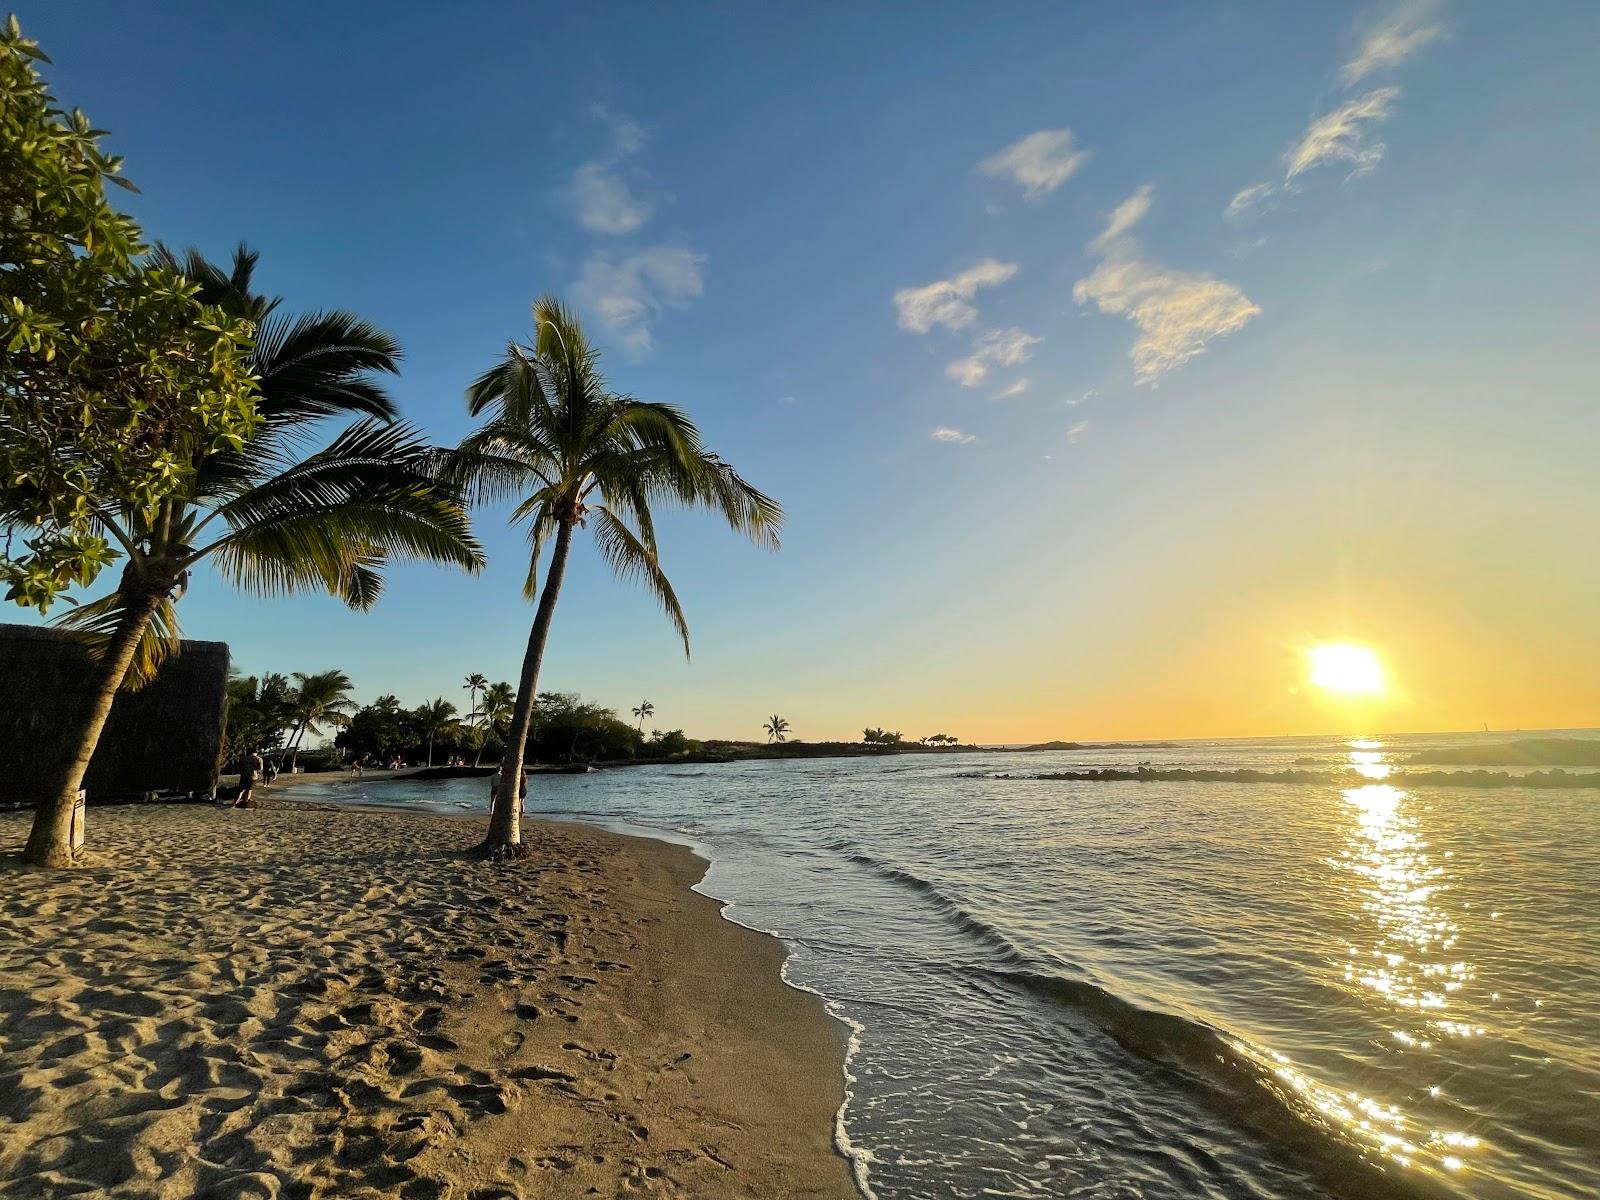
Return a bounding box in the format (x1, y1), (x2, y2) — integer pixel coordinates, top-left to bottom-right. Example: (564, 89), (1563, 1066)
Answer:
(980, 965), (1455, 1200)
(834, 846), (1031, 967)
(961, 766), (1600, 788)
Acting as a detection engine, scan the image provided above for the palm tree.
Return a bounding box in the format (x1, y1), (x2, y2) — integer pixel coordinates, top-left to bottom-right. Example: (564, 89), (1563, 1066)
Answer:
(455, 297), (781, 857)
(763, 715), (790, 744)
(463, 672), (488, 728)
(21, 245), (484, 867)
(631, 699), (655, 731)
(415, 697), (459, 767)
(280, 669), (358, 772)
(474, 680), (516, 766)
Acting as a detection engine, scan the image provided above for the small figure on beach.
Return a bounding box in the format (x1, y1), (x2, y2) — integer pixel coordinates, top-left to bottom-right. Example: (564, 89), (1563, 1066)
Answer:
(233, 749), (263, 808)
(349, 757), (365, 779)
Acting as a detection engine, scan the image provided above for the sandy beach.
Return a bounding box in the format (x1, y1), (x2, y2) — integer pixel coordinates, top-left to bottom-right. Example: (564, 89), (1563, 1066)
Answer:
(0, 802), (856, 1199)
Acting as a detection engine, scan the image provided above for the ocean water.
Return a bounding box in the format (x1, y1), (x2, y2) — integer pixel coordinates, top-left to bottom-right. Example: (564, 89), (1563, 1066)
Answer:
(298, 732), (1600, 1200)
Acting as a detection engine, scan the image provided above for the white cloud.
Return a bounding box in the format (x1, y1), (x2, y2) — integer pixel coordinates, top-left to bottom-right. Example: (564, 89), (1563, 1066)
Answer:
(1284, 88), (1399, 182)
(1224, 181), (1274, 221)
(574, 246), (706, 354)
(1342, 0), (1448, 85)
(894, 259), (1018, 333)
(1074, 255), (1259, 383)
(1067, 420), (1090, 445)
(1070, 388), (1096, 407)
(991, 378), (1029, 400)
(1091, 184), (1154, 251)
(979, 129), (1090, 200)
(566, 110), (654, 235)
(931, 426), (976, 445)
(568, 161), (652, 235)
(945, 326), (1041, 388)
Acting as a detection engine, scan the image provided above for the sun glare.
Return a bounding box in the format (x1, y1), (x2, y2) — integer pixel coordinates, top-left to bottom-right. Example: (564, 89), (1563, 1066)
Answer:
(1308, 643), (1385, 697)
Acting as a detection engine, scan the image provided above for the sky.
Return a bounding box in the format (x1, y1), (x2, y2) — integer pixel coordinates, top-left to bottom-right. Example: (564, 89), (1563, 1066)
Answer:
(16, 1), (1600, 742)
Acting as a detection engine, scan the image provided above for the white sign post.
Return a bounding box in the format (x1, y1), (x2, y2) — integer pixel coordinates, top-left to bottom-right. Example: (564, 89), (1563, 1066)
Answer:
(70, 789), (86, 854)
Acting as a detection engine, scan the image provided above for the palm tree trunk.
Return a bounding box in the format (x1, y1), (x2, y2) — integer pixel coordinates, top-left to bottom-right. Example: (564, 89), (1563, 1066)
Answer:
(427, 733), (435, 767)
(23, 587), (164, 868)
(482, 518), (575, 857)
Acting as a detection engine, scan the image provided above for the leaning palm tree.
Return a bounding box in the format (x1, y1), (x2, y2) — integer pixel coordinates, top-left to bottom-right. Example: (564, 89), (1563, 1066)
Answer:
(280, 669), (358, 772)
(763, 715), (790, 743)
(463, 672), (488, 728)
(631, 699), (655, 730)
(474, 680), (515, 767)
(455, 297), (781, 857)
(20, 245), (483, 867)
(414, 697), (459, 767)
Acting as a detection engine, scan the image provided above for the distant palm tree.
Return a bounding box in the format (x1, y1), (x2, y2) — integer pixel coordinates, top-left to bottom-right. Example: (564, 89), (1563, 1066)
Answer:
(282, 669), (359, 771)
(632, 699), (655, 730)
(454, 297), (781, 857)
(21, 245), (483, 866)
(474, 681), (516, 766)
(764, 715), (790, 743)
(415, 697), (459, 767)
(463, 672), (488, 727)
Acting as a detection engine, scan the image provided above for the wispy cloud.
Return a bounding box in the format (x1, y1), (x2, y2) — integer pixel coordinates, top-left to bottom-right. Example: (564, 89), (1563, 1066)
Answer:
(1284, 87), (1399, 182)
(1224, 3), (1446, 219)
(894, 259), (1018, 333)
(979, 129), (1090, 200)
(566, 109), (653, 235)
(1224, 181), (1274, 222)
(1067, 420), (1091, 445)
(1342, 0), (1448, 85)
(1076, 187), (1258, 384)
(931, 426), (976, 445)
(945, 327), (1041, 388)
(573, 246), (705, 354)
(1090, 183), (1154, 252)
(991, 378), (1029, 400)
(1075, 258), (1259, 383)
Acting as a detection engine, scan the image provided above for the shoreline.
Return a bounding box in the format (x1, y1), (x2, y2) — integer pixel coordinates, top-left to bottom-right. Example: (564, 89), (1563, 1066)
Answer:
(0, 803), (858, 1198)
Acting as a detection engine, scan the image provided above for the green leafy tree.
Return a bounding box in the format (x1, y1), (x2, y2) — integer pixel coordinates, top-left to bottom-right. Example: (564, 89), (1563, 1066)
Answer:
(223, 671), (293, 766)
(280, 669), (357, 771)
(763, 714), (790, 743)
(335, 694), (407, 763)
(413, 697), (459, 767)
(16, 244), (483, 866)
(525, 693), (641, 763)
(631, 699), (654, 730)
(0, 18), (258, 612)
(455, 297), (780, 856)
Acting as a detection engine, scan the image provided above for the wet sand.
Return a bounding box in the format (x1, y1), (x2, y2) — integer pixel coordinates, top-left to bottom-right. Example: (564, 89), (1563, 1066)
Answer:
(0, 803), (856, 1199)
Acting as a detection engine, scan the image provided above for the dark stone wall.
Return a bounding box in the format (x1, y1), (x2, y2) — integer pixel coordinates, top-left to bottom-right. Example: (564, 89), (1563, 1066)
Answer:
(0, 625), (229, 805)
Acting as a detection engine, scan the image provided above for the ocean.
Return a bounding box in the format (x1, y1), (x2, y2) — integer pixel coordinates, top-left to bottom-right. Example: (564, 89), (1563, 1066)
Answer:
(296, 731), (1600, 1200)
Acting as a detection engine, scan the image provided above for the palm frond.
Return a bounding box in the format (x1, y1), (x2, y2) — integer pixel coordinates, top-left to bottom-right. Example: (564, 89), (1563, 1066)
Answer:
(592, 506), (689, 655)
(53, 590), (182, 691)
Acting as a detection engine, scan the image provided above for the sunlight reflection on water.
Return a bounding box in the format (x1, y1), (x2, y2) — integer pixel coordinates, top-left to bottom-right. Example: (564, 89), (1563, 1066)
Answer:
(1274, 746), (1490, 1183)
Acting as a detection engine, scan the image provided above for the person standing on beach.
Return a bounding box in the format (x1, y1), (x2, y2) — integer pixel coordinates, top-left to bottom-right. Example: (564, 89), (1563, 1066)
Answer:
(234, 750), (263, 808)
(489, 773), (528, 816)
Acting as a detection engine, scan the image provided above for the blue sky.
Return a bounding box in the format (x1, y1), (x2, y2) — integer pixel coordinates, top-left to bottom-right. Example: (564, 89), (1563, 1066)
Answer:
(20, 2), (1600, 740)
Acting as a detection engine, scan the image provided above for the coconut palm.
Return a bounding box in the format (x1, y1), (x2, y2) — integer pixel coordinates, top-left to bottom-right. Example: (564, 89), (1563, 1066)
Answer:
(763, 715), (790, 743)
(280, 669), (358, 772)
(414, 697), (459, 767)
(21, 245), (483, 867)
(463, 672), (488, 727)
(631, 699), (655, 730)
(454, 297), (781, 857)
(473, 680), (516, 767)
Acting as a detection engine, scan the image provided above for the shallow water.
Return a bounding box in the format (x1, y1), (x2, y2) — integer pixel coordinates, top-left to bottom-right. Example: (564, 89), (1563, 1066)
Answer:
(298, 731), (1600, 1200)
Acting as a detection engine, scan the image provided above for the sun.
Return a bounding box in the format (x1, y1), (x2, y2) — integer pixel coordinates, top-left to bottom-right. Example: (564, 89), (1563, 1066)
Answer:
(1307, 643), (1385, 697)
